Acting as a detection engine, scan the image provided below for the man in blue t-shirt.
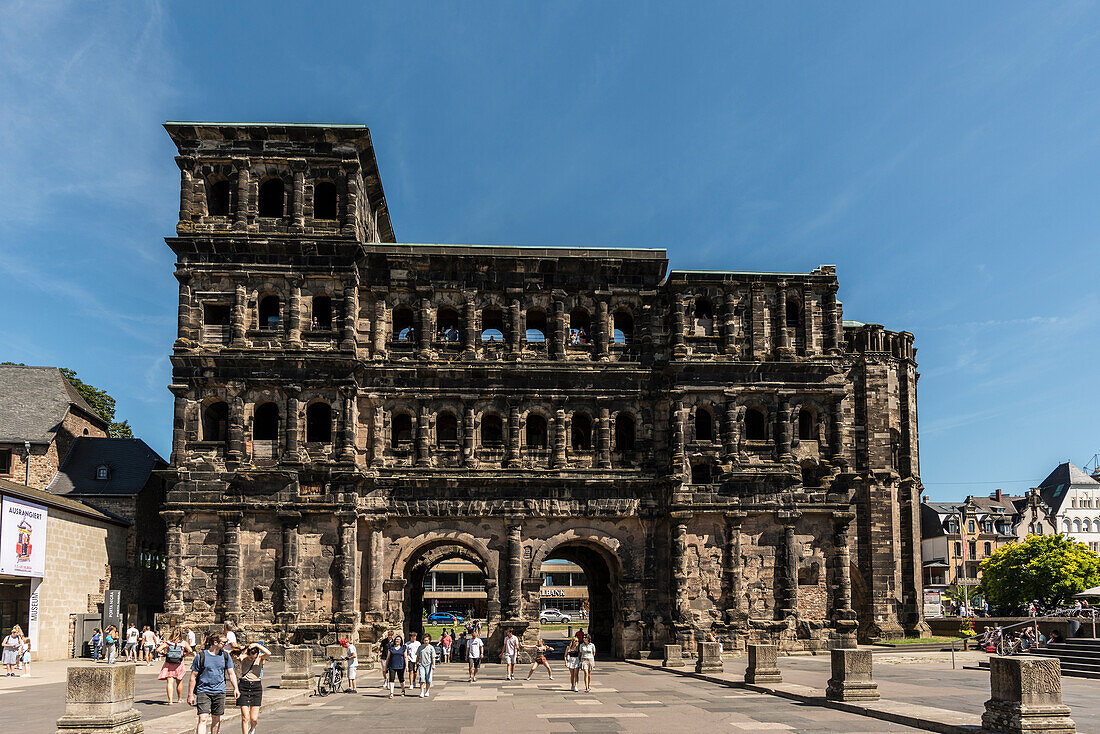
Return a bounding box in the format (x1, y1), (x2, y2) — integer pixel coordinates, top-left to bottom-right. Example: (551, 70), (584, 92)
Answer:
(187, 632), (240, 734)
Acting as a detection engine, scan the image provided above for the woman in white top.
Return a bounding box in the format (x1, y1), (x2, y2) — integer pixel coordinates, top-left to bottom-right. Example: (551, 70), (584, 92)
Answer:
(578, 633), (596, 693)
(2, 625), (23, 677)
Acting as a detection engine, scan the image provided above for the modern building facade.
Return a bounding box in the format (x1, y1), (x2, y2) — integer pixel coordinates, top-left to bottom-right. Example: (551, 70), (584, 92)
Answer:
(1039, 462), (1100, 552)
(161, 122), (927, 656)
(422, 559), (588, 618)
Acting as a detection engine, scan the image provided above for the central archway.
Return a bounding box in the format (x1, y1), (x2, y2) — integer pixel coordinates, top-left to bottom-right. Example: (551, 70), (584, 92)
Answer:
(397, 537), (497, 637)
(536, 538), (622, 658)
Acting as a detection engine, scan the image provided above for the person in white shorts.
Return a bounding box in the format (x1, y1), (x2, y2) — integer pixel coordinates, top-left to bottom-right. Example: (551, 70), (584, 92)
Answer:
(405, 632), (421, 689)
(416, 633), (437, 698)
(340, 638), (358, 692)
(501, 629), (519, 680)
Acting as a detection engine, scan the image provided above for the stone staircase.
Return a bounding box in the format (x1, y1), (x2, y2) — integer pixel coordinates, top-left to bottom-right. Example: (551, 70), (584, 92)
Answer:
(978, 639), (1100, 679)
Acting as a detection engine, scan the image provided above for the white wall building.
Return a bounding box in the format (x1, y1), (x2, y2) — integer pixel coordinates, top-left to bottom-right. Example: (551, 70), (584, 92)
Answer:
(1038, 462), (1100, 552)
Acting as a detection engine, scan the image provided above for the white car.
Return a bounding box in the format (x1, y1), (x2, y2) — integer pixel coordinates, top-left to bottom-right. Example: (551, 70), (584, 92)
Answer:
(540, 609), (572, 623)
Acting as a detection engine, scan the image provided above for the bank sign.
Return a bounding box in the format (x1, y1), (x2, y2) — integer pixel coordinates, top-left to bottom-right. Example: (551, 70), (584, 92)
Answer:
(0, 496), (49, 577)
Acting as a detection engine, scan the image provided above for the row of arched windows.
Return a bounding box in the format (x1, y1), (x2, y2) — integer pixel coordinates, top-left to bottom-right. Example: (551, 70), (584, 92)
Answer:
(390, 411), (637, 451)
(689, 406), (819, 442)
(205, 178), (338, 219)
(390, 305), (636, 345)
(200, 401), (334, 443)
(688, 294), (803, 336)
(1064, 518), (1100, 533)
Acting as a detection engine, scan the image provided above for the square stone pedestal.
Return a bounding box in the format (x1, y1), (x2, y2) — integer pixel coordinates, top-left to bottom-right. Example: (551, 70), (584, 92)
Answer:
(281, 646), (314, 689)
(663, 644), (685, 668)
(745, 644), (782, 684)
(55, 662), (143, 734)
(825, 648), (880, 702)
(695, 641), (723, 674)
(982, 656), (1075, 734)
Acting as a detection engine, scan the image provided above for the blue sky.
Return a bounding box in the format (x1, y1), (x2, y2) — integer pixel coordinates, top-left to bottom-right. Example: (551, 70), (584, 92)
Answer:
(1, 2), (1098, 500)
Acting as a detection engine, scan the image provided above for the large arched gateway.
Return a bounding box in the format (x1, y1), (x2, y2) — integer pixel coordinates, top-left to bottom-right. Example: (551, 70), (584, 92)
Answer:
(160, 123), (929, 659)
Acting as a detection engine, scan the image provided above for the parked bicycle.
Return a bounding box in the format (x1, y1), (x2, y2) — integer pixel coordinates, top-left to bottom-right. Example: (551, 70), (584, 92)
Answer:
(315, 656), (344, 697)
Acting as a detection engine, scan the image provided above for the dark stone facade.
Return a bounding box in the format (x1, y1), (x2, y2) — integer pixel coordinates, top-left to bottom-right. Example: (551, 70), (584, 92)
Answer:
(161, 123), (928, 657)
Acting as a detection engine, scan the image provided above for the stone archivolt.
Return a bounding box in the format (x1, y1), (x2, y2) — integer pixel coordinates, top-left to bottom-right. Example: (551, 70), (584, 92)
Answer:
(161, 122), (928, 657)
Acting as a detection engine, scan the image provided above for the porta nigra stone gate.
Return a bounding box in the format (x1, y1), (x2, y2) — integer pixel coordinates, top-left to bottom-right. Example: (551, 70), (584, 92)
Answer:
(161, 123), (929, 658)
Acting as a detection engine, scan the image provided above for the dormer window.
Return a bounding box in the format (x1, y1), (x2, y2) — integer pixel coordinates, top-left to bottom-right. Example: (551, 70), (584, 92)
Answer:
(95, 465), (110, 480)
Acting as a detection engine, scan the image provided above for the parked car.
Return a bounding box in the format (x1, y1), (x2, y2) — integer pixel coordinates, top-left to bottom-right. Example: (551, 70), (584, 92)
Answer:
(539, 609), (572, 623)
(426, 612), (464, 624)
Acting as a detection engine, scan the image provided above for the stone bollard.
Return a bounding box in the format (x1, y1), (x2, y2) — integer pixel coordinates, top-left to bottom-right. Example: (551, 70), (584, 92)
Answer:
(662, 644), (685, 668)
(982, 656), (1075, 734)
(55, 662), (143, 734)
(745, 644), (782, 684)
(695, 641), (724, 674)
(281, 646), (314, 689)
(825, 648), (879, 702)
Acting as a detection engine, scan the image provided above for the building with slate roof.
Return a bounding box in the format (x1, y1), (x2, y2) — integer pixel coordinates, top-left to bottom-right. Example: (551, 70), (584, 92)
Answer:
(0, 365), (108, 489)
(1039, 462), (1100, 552)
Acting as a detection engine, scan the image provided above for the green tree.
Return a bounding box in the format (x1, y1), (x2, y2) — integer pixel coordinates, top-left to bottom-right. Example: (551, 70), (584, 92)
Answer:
(979, 534), (1100, 611)
(5, 363), (135, 439)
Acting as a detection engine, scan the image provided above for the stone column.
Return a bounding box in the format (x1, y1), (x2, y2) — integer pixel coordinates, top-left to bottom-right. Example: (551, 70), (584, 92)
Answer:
(745, 644), (782, 684)
(671, 400), (685, 477)
(367, 519), (385, 614)
(340, 388), (357, 462)
(826, 649), (880, 701)
(232, 282), (248, 346)
(506, 403), (521, 467)
(54, 663), (142, 733)
(552, 296), (566, 359)
(777, 513), (800, 618)
(671, 294), (687, 359)
(831, 396), (847, 468)
(552, 407), (567, 469)
(776, 396), (792, 460)
(722, 290), (737, 355)
(416, 406), (429, 466)
(463, 405), (476, 466)
(370, 402), (385, 467)
(177, 156), (194, 224)
(596, 299), (610, 360)
(803, 284), (816, 356)
(776, 282), (790, 359)
(281, 647), (314, 689)
(284, 388), (301, 462)
(227, 392), (245, 463)
(220, 512), (243, 621)
(336, 512), (357, 624)
(373, 296), (388, 359)
(724, 401), (742, 460)
(233, 160), (250, 230)
(750, 281), (765, 359)
(278, 513), (301, 624)
(174, 269), (195, 345)
(509, 298), (522, 356)
(161, 511), (185, 618)
(824, 284), (840, 354)
(287, 277), (302, 345)
(291, 162), (306, 227)
(597, 406), (612, 468)
(831, 512), (858, 647)
(342, 284), (359, 352)
(724, 511), (746, 622)
(982, 656), (1075, 733)
(417, 297), (432, 356)
(506, 520), (523, 619)
(168, 386), (188, 466)
(670, 515), (692, 624)
(463, 293), (477, 354)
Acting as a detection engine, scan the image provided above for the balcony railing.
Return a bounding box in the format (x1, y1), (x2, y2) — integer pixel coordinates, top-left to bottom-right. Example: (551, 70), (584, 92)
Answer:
(422, 584), (486, 593)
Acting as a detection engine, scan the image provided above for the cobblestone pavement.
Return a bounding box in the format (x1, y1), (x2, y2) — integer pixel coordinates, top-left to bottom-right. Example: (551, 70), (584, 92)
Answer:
(250, 661), (926, 733)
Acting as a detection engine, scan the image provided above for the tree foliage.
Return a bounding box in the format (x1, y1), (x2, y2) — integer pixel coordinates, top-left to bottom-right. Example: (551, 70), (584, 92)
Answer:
(979, 534), (1100, 611)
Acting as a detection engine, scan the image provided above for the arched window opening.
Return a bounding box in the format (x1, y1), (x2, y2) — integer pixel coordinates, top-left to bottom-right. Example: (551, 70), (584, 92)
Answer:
(203, 302), (231, 326)
(615, 413), (636, 452)
(690, 462), (713, 484)
(481, 308), (505, 342)
(207, 180), (232, 216)
(526, 414), (548, 448)
(798, 409), (815, 441)
(314, 181), (337, 220)
(695, 408), (713, 442)
(526, 309), (547, 343)
(481, 414), (504, 446)
(786, 298), (802, 328)
(801, 462), (821, 487)
(393, 306), (415, 342)
(437, 413), (458, 446)
(569, 308), (591, 345)
(693, 297), (714, 336)
(613, 311), (633, 345)
(1064, 520), (1072, 533)
(744, 408), (767, 441)
(392, 413), (413, 446)
(252, 403), (279, 441)
(258, 178), (285, 217)
(437, 308), (462, 343)
(311, 296), (332, 330)
(201, 401), (228, 442)
(571, 413), (592, 451)
(1074, 519), (1082, 533)
(305, 402), (332, 443)
(259, 295), (281, 331)
(983, 542), (992, 556)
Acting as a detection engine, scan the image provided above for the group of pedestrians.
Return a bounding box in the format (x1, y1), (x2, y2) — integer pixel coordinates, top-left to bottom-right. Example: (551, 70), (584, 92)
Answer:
(2, 625), (32, 677)
(90, 623), (201, 667)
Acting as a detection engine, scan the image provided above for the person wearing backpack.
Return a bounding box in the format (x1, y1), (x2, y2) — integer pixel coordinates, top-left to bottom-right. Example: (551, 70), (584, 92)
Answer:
(157, 628), (193, 704)
(188, 631), (240, 734)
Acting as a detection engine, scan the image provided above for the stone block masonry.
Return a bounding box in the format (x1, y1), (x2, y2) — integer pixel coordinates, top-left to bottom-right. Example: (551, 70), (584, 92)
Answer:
(982, 656), (1075, 734)
(160, 122), (927, 658)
